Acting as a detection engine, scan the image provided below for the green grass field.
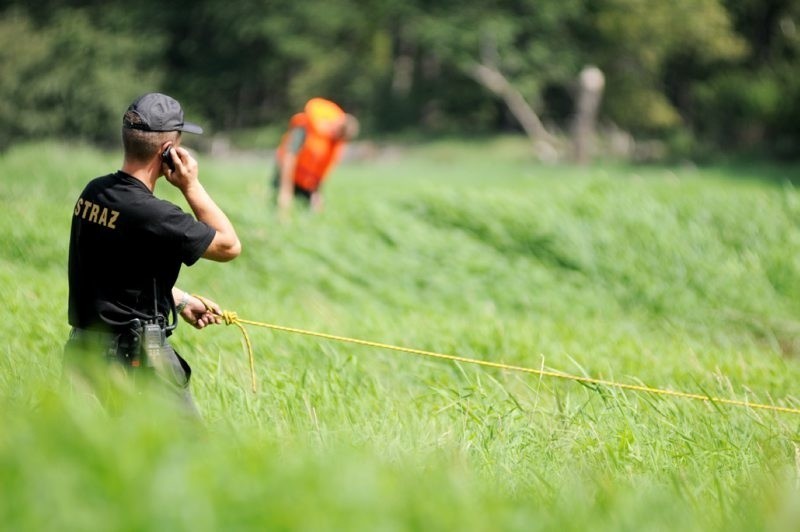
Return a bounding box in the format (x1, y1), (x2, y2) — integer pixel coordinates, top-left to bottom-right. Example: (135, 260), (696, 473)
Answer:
(2, 138), (800, 531)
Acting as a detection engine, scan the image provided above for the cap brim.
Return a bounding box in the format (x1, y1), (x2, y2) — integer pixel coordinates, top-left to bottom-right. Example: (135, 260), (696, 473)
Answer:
(180, 121), (204, 134)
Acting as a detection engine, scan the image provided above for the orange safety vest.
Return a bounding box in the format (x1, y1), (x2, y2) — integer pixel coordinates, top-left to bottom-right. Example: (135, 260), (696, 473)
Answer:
(276, 98), (346, 192)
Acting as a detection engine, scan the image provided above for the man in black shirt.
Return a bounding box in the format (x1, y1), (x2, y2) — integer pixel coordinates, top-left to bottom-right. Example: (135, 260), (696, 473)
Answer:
(65, 92), (241, 415)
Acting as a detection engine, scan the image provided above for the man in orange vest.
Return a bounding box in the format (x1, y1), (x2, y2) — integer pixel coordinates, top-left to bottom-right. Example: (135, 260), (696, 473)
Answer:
(273, 98), (359, 218)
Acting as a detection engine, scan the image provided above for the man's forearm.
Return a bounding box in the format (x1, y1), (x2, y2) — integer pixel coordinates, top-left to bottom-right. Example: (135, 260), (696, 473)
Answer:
(278, 155), (297, 213)
(183, 183), (236, 237)
(182, 182), (241, 261)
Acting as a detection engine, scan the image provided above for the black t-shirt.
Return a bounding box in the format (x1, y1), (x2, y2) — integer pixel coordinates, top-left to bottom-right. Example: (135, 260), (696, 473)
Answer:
(68, 171), (216, 331)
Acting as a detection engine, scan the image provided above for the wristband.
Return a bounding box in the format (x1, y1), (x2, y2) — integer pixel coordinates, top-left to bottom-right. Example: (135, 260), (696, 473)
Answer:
(176, 291), (190, 313)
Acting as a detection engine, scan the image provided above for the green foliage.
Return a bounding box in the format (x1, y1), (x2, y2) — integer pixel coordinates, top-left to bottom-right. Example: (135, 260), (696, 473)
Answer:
(694, 71), (781, 145)
(2, 140), (800, 529)
(1, 0), (799, 154)
(414, 0), (585, 124)
(692, 63), (800, 157)
(0, 7), (162, 149)
(591, 0), (747, 132)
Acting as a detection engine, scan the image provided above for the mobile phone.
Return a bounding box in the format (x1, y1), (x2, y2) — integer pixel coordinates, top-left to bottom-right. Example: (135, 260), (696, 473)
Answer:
(161, 146), (175, 171)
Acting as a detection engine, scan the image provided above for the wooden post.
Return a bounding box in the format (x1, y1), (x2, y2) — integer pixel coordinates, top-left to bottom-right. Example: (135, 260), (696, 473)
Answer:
(572, 66), (605, 165)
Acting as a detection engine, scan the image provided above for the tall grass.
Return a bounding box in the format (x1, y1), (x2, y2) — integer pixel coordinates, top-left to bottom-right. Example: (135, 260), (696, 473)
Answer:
(2, 139), (800, 530)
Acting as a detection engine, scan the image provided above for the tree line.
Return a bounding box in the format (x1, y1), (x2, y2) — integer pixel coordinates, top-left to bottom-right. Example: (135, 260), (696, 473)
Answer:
(1, 0), (798, 160)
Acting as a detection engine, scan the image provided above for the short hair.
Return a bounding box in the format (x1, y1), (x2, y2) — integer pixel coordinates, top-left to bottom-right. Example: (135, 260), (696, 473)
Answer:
(121, 110), (179, 162)
(341, 114), (360, 141)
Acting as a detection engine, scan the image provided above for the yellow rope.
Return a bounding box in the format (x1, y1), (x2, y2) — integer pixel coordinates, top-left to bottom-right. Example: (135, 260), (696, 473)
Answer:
(214, 309), (800, 415)
(231, 318), (257, 393)
(193, 297), (257, 392)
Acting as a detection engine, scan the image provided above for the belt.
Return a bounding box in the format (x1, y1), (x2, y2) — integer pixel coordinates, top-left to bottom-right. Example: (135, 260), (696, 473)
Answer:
(69, 327), (118, 343)
(69, 327), (143, 365)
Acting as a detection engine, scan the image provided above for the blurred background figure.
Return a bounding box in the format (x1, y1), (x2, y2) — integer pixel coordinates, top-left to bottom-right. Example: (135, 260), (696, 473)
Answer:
(273, 98), (359, 219)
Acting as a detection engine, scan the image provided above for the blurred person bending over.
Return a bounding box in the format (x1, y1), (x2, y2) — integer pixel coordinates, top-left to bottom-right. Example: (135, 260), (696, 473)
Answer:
(273, 98), (359, 219)
(64, 92), (241, 417)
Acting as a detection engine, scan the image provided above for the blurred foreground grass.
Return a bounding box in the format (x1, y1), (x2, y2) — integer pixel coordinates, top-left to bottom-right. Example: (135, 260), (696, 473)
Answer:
(2, 139), (800, 530)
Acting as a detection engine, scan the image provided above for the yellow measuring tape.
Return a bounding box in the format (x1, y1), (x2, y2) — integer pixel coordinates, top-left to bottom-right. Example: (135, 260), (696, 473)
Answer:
(194, 297), (800, 415)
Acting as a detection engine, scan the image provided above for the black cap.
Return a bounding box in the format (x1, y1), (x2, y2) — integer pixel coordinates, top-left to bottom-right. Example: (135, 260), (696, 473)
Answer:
(123, 92), (203, 134)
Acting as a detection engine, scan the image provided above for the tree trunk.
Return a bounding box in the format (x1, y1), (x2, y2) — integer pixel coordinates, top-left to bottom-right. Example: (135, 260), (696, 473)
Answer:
(468, 63), (555, 145)
(571, 66), (605, 165)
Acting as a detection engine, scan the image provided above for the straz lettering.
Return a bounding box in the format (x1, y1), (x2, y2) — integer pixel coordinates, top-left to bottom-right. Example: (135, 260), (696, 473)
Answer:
(73, 198), (119, 229)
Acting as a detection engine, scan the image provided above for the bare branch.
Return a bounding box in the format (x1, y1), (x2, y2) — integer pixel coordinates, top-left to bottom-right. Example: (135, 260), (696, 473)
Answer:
(467, 62), (555, 145)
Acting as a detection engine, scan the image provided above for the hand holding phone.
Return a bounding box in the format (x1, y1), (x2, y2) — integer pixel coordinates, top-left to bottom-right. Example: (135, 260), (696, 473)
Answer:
(162, 146), (200, 192)
(161, 146), (175, 172)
